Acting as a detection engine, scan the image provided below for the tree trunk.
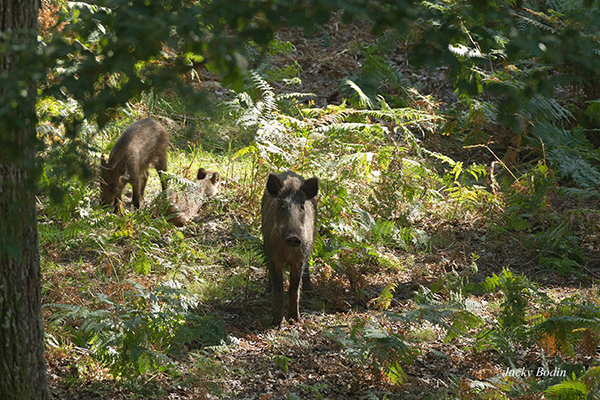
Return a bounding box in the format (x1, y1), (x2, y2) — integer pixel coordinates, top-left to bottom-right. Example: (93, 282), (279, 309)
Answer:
(0, 1), (50, 399)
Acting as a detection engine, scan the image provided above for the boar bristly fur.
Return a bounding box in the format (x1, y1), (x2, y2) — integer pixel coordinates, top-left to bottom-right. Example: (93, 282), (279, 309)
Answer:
(197, 168), (221, 199)
(261, 171), (318, 327)
(163, 168), (221, 227)
(100, 118), (169, 210)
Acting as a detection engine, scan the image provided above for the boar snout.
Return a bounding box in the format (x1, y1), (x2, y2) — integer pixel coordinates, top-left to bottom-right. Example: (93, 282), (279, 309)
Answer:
(284, 235), (302, 247)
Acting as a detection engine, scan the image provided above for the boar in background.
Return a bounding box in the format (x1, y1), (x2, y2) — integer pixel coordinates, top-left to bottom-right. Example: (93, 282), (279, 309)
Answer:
(100, 118), (169, 210)
(157, 168), (221, 227)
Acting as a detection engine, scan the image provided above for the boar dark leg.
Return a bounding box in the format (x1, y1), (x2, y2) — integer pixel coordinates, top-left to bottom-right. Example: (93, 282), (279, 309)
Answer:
(302, 265), (313, 292)
(288, 263), (302, 322)
(140, 171), (149, 198)
(264, 275), (273, 295)
(270, 262), (285, 327)
(131, 174), (141, 209)
(156, 155), (168, 191)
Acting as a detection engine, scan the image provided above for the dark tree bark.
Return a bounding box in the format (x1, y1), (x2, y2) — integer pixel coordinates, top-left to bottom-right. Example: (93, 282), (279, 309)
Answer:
(0, 1), (50, 399)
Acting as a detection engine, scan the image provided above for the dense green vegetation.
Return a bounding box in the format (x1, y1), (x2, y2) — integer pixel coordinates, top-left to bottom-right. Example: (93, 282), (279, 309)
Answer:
(3, 0), (600, 398)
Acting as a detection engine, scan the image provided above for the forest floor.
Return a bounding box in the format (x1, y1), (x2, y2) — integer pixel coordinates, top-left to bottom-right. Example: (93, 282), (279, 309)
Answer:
(42, 17), (600, 400)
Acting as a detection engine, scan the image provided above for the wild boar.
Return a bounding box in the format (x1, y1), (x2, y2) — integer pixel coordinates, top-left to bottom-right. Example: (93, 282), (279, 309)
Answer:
(160, 168), (221, 226)
(261, 171), (319, 327)
(100, 118), (169, 210)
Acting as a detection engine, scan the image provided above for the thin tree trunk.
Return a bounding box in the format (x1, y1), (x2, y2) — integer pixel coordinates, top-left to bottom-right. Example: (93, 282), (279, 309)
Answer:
(0, 0), (50, 399)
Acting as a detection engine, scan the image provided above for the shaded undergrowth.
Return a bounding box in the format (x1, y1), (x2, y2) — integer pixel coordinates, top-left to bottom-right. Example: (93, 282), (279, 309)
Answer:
(38, 75), (600, 399)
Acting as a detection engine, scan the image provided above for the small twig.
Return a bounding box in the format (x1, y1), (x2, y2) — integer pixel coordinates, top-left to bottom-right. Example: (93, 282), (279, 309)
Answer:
(539, 137), (547, 167)
(464, 143), (519, 182)
(582, 260), (600, 278)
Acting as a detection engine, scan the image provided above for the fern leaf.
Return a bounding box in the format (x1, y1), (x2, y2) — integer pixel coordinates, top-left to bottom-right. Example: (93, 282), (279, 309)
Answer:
(544, 380), (588, 399)
(158, 171), (198, 189)
(275, 92), (315, 101)
(344, 79), (374, 109)
(448, 43), (483, 58)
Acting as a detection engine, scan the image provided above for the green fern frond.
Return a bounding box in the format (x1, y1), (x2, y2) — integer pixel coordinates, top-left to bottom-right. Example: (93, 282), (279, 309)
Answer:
(555, 186), (599, 199)
(344, 79), (374, 109)
(159, 171), (198, 189)
(250, 71), (275, 98)
(221, 94), (252, 122)
(516, 12), (559, 34)
(372, 282), (397, 311)
(448, 43), (484, 59)
(315, 122), (385, 134)
(248, 236), (267, 266)
(250, 71), (278, 114)
(275, 92), (315, 101)
(469, 379), (497, 391)
(277, 114), (309, 129)
(352, 108), (442, 125)
(529, 94), (573, 122)
(316, 111), (351, 126)
(547, 148), (600, 188)
(545, 380), (588, 399)
(421, 146), (458, 168)
(300, 107), (325, 118)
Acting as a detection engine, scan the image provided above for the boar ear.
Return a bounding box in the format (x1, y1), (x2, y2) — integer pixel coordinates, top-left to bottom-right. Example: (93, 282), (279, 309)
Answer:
(210, 172), (220, 184)
(116, 160), (127, 175)
(301, 177), (319, 200)
(197, 168), (207, 180)
(266, 173), (283, 197)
